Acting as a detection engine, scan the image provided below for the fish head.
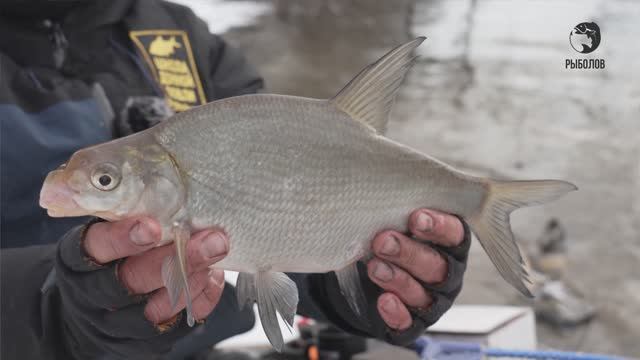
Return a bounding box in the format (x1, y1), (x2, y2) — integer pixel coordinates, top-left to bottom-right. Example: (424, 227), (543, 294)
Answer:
(40, 138), (183, 221)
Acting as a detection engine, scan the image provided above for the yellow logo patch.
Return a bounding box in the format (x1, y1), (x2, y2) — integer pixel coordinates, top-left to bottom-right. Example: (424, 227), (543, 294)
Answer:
(129, 30), (206, 112)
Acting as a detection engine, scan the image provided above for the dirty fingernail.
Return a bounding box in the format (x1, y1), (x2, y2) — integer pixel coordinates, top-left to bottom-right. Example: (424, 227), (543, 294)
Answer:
(201, 233), (228, 260)
(416, 212), (433, 232)
(373, 261), (393, 282)
(380, 235), (400, 256)
(130, 220), (157, 246)
(144, 302), (162, 324)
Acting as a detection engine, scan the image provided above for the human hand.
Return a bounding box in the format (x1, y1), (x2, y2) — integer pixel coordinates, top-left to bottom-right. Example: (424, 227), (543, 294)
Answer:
(367, 209), (469, 332)
(55, 217), (229, 357)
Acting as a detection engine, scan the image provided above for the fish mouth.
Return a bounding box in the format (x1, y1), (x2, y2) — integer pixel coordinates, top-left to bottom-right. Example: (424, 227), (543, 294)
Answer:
(39, 170), (84, 217)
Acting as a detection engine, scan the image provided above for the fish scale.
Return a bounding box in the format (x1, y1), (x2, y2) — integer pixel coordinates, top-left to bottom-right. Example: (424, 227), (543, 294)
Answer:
(158, 94), (474, 274)
(40, 37), (576, 351)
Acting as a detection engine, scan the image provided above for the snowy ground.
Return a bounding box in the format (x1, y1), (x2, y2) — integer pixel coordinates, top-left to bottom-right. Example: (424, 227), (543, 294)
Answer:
(176, 0), (639, 356)
(169, 0), (270, 33)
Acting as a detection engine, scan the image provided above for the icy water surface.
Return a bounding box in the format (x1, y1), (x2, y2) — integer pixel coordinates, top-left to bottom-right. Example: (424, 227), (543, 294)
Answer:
(393, 0), (640, 356)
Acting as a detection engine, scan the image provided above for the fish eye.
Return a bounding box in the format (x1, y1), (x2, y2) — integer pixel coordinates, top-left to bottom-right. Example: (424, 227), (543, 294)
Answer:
(90, 163), (121, 191)
(99, 175), (112, 186)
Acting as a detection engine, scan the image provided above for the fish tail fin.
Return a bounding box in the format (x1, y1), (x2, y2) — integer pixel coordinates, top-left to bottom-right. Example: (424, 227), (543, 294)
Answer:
(467, 179), (577, 297)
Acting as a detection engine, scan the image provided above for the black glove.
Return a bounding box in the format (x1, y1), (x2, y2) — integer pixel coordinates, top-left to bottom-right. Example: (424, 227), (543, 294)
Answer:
(50, 222), (254, 359)
(303, 219), (471, 346)
(51, 223), (192, 359)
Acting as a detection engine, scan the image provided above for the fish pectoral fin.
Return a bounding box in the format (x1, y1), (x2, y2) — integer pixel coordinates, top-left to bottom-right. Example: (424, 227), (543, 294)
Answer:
(236, 272), (257, 310)
(161, 255), (182, 307)
(335, 262), (369, 325)
(330, 37), (425, 134)
(255, 272), (299, 352)
(161, 223), (195, 327)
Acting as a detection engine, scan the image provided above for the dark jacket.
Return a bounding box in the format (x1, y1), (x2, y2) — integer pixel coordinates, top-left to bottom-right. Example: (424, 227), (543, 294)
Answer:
(0, 1), (465, 359)
(0, 0), (262, 248)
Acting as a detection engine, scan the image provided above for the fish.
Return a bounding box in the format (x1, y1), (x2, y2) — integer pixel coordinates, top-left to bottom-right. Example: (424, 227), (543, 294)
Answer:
(39, 37), (577, 350)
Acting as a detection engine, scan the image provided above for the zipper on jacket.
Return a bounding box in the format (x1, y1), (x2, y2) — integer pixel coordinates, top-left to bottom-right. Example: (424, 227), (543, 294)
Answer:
(43, 19), (68, 69)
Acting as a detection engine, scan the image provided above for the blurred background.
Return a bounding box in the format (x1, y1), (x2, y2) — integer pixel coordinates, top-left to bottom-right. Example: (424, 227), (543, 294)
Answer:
(173, 0), (639, 357)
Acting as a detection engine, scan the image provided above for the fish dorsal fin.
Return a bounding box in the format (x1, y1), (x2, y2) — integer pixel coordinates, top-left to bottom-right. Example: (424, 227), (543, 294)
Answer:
(330, 37), (425, 133)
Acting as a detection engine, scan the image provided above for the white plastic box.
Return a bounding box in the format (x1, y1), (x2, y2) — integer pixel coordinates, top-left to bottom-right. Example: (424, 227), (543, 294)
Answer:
(426, 305), (537, 350)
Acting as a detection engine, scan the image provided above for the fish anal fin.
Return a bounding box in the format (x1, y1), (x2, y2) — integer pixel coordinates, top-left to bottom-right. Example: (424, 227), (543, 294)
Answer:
(330, 37), (425, 133)
(255, 272), (299, 352)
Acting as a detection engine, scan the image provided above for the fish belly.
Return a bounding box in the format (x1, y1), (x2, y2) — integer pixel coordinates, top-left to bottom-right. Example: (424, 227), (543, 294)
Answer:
(156, 95), (484, 274)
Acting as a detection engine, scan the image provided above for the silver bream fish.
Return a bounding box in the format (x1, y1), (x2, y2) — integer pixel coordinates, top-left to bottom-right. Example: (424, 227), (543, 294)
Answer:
(40, 37), (576, 350)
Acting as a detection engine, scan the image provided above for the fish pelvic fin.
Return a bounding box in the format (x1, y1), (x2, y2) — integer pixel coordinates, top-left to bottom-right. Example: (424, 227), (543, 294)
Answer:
(236, 272), (257, 310)
(236, 271), (299, 352)
(330, 37), (425, 134)
(161, 223), (195, 326)
(468, 179), (577, 297)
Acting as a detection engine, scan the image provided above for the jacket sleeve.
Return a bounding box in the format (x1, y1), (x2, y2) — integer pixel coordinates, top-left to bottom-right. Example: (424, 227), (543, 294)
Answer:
(0, 245), (73, 360)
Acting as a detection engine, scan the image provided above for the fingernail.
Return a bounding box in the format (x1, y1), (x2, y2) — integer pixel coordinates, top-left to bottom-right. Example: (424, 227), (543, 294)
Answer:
(201, 232), (228, 260)
(144, 303), (161, 324)
(380, 235), (400, 256)
(130, 220), (157, 246)
(373, 261), (393, 282)
(415, 212), (433, 232)
(208, 268), (225, 288)
(381, 296), (399, 315)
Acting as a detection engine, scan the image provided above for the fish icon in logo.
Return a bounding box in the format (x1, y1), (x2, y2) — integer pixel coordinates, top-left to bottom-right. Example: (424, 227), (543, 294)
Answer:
(149, 36), (182, 57)
(570, 22), (601, 54)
